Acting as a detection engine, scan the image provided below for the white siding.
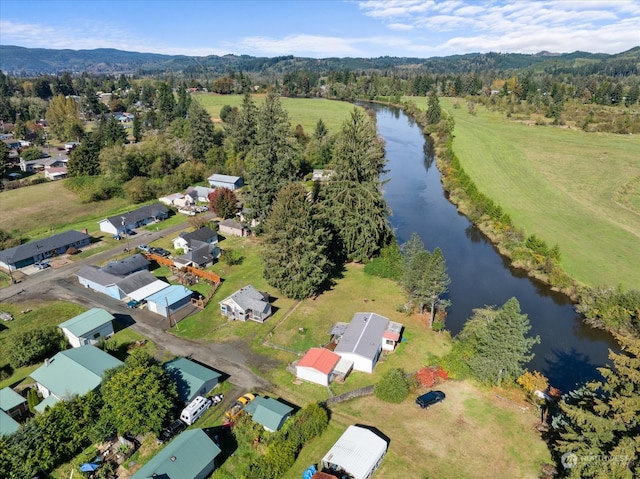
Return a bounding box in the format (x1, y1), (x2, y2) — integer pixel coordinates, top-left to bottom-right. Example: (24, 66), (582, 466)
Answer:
(296, 366), (330, 386)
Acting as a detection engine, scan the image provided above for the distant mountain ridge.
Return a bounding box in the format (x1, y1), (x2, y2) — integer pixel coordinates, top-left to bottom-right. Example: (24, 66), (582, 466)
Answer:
(1, 44), (638, 76)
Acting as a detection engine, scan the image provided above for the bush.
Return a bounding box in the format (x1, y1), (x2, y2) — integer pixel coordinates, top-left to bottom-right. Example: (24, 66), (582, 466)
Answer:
(374, 368), (409, 403)
(8, 326), (67, 368)
(220, 248), (243, 266)
(364, 243), (403, 280)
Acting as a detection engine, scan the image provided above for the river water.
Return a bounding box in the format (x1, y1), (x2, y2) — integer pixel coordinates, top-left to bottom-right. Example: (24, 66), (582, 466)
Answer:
(371, 103), (618, 392)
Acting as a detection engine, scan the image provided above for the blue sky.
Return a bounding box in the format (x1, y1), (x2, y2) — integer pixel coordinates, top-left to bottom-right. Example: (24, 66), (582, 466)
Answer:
(1, 1), (638, 58)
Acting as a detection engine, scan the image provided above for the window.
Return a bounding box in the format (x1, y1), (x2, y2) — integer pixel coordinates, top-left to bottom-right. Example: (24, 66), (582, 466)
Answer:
(93, 332), (101, 339)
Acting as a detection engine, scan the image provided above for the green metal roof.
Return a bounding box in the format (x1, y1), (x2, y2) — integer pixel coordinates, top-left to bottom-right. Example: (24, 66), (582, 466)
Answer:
(131, 429), (221, 479)
(0, 387), (26, 412)
(0, 410), (20, 436)
(34, 394), (60, 413)
(30, 346), (123, 400)
(248, 397), (293, 432)
(58, 308), (114, 337)
(163, 357), (221, 404)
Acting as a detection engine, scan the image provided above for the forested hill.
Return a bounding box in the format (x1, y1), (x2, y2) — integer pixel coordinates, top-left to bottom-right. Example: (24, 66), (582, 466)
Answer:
(1, 44), (639, 76)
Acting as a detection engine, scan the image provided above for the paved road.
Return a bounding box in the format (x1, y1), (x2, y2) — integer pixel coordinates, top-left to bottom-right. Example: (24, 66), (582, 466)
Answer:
(0, 218), (273, 393)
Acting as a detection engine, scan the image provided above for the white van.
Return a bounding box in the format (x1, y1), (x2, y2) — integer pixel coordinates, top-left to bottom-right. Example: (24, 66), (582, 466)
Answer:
(180, 396), (212, 425)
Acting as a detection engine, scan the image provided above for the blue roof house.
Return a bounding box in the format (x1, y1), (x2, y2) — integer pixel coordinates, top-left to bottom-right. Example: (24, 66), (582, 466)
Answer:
(58, 308), (115, 348)
(131, 429), (221, 479)
(146, 285), (193, 317)
(164, 357), (222, 404)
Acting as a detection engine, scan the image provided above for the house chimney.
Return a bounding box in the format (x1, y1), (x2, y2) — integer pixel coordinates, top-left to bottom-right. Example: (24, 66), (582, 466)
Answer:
(44, 358), (50, 367)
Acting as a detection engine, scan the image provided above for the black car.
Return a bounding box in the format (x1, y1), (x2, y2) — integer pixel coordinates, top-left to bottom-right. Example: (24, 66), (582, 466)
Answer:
(150, 247), (171, 257)
(415, 390), (446, 409)
(157, 419), (186, 444)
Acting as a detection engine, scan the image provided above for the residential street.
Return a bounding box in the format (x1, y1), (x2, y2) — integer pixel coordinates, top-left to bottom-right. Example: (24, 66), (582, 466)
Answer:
(0, 217), (273, 393)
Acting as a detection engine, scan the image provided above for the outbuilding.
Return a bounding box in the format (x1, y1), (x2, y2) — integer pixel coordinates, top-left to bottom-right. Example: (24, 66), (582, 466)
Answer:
(244, 396), (293, 432)
(207, 173), (244, 190)
(0, 387), (28, 421)
(164, 357), (222, 404)
(145, 284), (193, 317)
(296, 347), (352, 386)
(58, 308), (115, 348)
(321, 425), (388, 479)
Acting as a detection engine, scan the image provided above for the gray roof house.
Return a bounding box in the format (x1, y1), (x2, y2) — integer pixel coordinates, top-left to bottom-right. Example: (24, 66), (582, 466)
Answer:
(334, 313), (403, 373)
(186, 185), (215, 203)
(219, 285), (272, 323)
(100, 254), (149, 276)
(0, 230), (91, 271)
(244, 396), (294, 432)
(218, 218), (248, 237)
(131, 429), (221, 479)
(173, 227), (220, 268)
(98, 203), (169, 236)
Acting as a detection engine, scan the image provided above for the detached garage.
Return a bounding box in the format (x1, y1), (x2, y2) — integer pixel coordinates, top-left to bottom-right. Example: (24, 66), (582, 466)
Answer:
(145, 285), (193, 317)
(58, 308), (115, 348)
(321, 425), (388, 479)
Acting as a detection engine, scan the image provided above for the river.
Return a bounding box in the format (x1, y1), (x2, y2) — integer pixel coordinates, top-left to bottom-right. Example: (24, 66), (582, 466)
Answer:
(370, 103), (618, 392)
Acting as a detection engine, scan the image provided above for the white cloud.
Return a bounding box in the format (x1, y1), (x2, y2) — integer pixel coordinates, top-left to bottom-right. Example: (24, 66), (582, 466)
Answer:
(232, 34), (363, 57)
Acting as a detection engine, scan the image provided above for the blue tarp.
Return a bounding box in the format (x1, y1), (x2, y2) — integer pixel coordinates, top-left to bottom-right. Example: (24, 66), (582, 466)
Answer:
(79, 462), (100, 472)
(303, 464), (317, 479)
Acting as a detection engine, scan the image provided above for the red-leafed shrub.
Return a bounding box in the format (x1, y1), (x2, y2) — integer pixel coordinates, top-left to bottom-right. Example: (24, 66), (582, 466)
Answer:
(415, 366), (449, 387)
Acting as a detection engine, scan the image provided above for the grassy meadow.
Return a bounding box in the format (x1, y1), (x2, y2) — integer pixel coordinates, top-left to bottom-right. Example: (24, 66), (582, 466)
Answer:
(429, 97), (640, 289)
(193, 93), (356, 134)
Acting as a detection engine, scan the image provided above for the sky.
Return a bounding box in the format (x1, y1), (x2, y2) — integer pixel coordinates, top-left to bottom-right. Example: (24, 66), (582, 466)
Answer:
(1, 0), (639, 59)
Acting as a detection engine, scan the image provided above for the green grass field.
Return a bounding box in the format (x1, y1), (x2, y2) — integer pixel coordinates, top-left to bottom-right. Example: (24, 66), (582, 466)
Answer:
(192, 93), (357, 134)
(433, 97), (640, 289)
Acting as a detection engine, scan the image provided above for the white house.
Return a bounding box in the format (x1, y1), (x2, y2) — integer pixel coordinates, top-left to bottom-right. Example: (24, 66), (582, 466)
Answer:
(172, 227), (218, 253)
(58, 308), (115, 348)
(296, 347), (353, 386)
(321, 425), (388, 479)
(159, 193), (192, 207)
(219, 285), (272, 323)
(98, 203), (168, 236)
(185, 185), (215, 203)
(333, 313), (403, 373)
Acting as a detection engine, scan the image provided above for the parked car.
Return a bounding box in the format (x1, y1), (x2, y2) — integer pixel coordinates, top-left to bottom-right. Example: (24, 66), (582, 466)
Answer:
(415, 390), (446, 409)
(137, 244), (151, 253)
(34, 261), (50, 270)
(156, 419), (186, 444)
(150, 247), (171, 257)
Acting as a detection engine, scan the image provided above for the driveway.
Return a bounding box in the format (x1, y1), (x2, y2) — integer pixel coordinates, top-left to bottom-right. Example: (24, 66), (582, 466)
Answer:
(0, 218), (273, 393)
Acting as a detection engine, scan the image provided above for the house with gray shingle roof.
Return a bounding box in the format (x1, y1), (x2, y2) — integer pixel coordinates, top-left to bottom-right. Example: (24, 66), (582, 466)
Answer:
(244, 396), (293, 432)
(58, 308), (115, 348)
(173, 227), (220, 268)
(30, 345), (123, 412)
(0, 230), (91, 271)
(185, 185), (215, 203)
(219, 285), (272, 323)
(164, 357), (222, 404)
(98, 203), (168, 236)
(130, 429), (221, 479)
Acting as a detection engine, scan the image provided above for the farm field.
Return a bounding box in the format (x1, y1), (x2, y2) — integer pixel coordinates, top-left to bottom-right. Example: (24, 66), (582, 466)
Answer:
(193, 93), (357, 133)
(433, 97), (640, 289)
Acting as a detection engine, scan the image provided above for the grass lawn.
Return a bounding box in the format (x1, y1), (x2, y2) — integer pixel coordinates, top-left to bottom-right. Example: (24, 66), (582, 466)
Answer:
(193, 93), (358, 134)
(429, 97), (640, 289)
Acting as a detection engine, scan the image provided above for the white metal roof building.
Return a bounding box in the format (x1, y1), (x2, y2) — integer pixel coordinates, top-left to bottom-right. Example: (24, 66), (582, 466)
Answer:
(321, 425), (388, 479)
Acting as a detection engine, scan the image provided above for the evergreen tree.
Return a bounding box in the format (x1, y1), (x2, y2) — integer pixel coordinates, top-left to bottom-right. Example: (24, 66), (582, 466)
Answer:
(186, 100), (215, 160)
(551, 333), (640, 478)
(174, 82), (191, 118)
(225, 93), (257, 160)
(262, 182), (333, 299)
(156, 82), (176, 129)
(102, 115), (128, 147)
(427, 91), (442, 124)
(132, 113), (142, 142)
(457, 297), (540, 385)
(68, 137), (101, 176)
(245, 91), (300, 226)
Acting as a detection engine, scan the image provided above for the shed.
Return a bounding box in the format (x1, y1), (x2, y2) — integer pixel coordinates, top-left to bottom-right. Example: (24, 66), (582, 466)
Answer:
(58, 308), (115, 348)
(145, 285), (193, 317)
(334, 313), (395, 373)
(207, 173), (244, 190)
(321, 425), (387, 479)
(164, 357), (222, 404)
(244, 396), (293, 432)
(30, 346), (123, 412)
(0, 387), (28, 420)
(131, 429), (221, 479)
(0, 410), (20, 436)
(296, 348), (341, 386)
(218, 218), (248, 237)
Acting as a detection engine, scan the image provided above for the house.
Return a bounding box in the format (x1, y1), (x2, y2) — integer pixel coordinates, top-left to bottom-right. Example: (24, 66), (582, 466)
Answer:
(333, 313), (403, 373)
(130, 429), (221, 479)
(44, 166), (68, 180)
(76, 255), (158, 301)
(98, 203), (169, 236)
(145, 285), (193, 317)
(58, 308), (115, 348)
(219, 285), (272, 323)
(321, 425), (388, 479)
(207, 173), (244, 190)
(159, 192), (194, 208)
(0, 387), (28, 421)
(30, 345), (123, 412)
(76, 265), (125, 299)
(174, 244), (220, 269)
(185, 185), (215, 203)
(296, 348), (353, 386)
(244, 396), (293, 432)
(101, 254), (149, 276)
(218, 218), (248, 237)
(0, 230), (91, 272)
(173, 227), (218, 253)
(20, 154), (69, 173)
(164, 357), (222, 404)
(115, 270), (170, 302)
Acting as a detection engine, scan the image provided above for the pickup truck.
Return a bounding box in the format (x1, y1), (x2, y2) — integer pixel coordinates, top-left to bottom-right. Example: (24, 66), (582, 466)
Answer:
(224, 393), (255, 421)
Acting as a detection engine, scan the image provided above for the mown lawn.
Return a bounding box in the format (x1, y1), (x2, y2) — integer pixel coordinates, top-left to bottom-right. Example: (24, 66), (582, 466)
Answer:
(193, 93), (357, 134)
(429, 97), (640, 289)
